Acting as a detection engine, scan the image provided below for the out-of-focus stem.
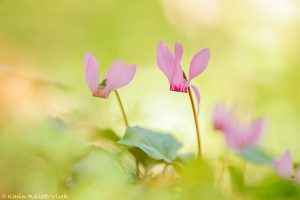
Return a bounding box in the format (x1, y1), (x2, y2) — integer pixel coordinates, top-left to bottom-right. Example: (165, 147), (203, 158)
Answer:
(162, 164), (168, 178)
(135, 158), (140, 179)
(114, 90), (141, 179)
(114, 90), (129, 127)
(183, 73), (202, 159)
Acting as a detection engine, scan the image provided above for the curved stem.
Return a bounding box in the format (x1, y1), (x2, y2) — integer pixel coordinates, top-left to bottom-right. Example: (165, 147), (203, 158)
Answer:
(135, 158), (140, 179)
(183, 73), (202, 159)
(241, 159), (247, 184)
(114, 90), (129, 128)
(217, 155), (227, 188)
(161, 164), (168, 178)
(114, 91), (140, 179)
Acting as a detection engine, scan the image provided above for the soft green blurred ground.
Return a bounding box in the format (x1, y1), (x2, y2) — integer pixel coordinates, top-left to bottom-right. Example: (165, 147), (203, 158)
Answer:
(1, 0), (300, 171)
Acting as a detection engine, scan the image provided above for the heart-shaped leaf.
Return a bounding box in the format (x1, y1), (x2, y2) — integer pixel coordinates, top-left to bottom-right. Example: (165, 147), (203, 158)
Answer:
(118, 126), (181, 163)
(239, 147), (273, 165)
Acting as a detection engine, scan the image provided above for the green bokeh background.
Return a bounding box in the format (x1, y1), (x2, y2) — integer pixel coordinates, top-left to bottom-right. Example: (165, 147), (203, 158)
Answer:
(1, 0), (300, 156)
(1, 0), (300, 196)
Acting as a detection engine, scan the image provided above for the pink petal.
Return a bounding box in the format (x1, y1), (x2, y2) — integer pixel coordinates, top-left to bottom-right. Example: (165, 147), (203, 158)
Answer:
(84, 52), (100, 93)
(274, 150), (293, 180)
(226, 119), (264, 150)
(169, 63), (185, 92)
(189, 48), (210, 81)
(104, 60), (136, 95)
(175, 42), (183, 64)
(190, 85), (200, 116)
(157, 41), (175, 82)
(244, 119), (264, 147)
(212, 103), (233, 132)
(223, 122), (241, 149)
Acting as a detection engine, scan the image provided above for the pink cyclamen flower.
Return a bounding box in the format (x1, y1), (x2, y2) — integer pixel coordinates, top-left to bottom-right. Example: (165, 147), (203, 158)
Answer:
(212, 103), (234, 131)
(84, 52), (136, 98)
(225, 118), (264, 150)
(274, 150), (300, 183)
(212, 103), (264, 150)
(156, 41), (210, 110)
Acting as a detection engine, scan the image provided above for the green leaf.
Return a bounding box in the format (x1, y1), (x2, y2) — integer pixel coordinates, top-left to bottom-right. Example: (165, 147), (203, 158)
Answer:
(173, 153), (195, 172)
(95, 129), (120, 141)
(181, 159), (215, 188)
(118, 126), (181, 163)
(239, 147), (273, 165)
(228, 166), (244, 190)
(247, 176), (300, 199)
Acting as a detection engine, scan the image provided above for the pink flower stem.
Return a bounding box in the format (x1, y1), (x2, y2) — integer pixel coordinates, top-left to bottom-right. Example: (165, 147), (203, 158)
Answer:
(183, 73), (202, 159)
(114, 90), (129, 128)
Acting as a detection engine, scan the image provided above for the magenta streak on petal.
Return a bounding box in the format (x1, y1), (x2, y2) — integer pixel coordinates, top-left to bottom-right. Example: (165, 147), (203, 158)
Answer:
(169, 66), (187, 92)
(169, 42), (187, 92)
(84, 52), (100, 94)
(93, 88), (110, 99)
(274, 150), (293, 180)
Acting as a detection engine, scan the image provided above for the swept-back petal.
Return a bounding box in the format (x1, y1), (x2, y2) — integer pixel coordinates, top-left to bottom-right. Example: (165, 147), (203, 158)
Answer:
(157, 41), (175, 82)
(104, 60), (136, 95)
(189, 48), (210, 81)
(274, 150), (293, 180)
(223, 122), (242, 149)
(244, 119), (264, 147)
(175, 42), (183, 64)
(84, 52), (100, 93)
(190, 85), (200, 116)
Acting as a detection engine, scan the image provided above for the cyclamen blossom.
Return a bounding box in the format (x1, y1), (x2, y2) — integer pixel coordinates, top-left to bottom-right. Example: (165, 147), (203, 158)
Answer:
(84, 52), (136, 98)
(156, 42), (210, 110)
(212, 103), (233, 131)
(212, 103), (264, 150)
(274, 150), (300, 184)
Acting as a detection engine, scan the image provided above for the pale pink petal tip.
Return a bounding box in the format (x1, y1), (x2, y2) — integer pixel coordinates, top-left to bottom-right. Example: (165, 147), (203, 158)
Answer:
(156, 41), (174, 82)
(244, 118), (265, 147)
(175, 42), (183, 62)
(189, 48), (210, 81)
(274, 150), (293, 180)
(104, 61), (136, 94)
(84, 52), (99, 93)
(212, 103), (230, 132)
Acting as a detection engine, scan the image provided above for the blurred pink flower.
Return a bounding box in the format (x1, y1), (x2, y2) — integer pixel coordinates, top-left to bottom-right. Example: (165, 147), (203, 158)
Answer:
(156, 41), (210, 110)
(225, 118), (264, 150)
(212, 103), (264, 150)
(274, 150), (300, 183)
(84, 52), (136, 98)
(212, 103), (233, 131)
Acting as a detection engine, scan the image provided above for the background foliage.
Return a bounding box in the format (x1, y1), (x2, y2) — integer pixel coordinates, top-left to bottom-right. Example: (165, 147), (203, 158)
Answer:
(0, 0), (300, 199)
